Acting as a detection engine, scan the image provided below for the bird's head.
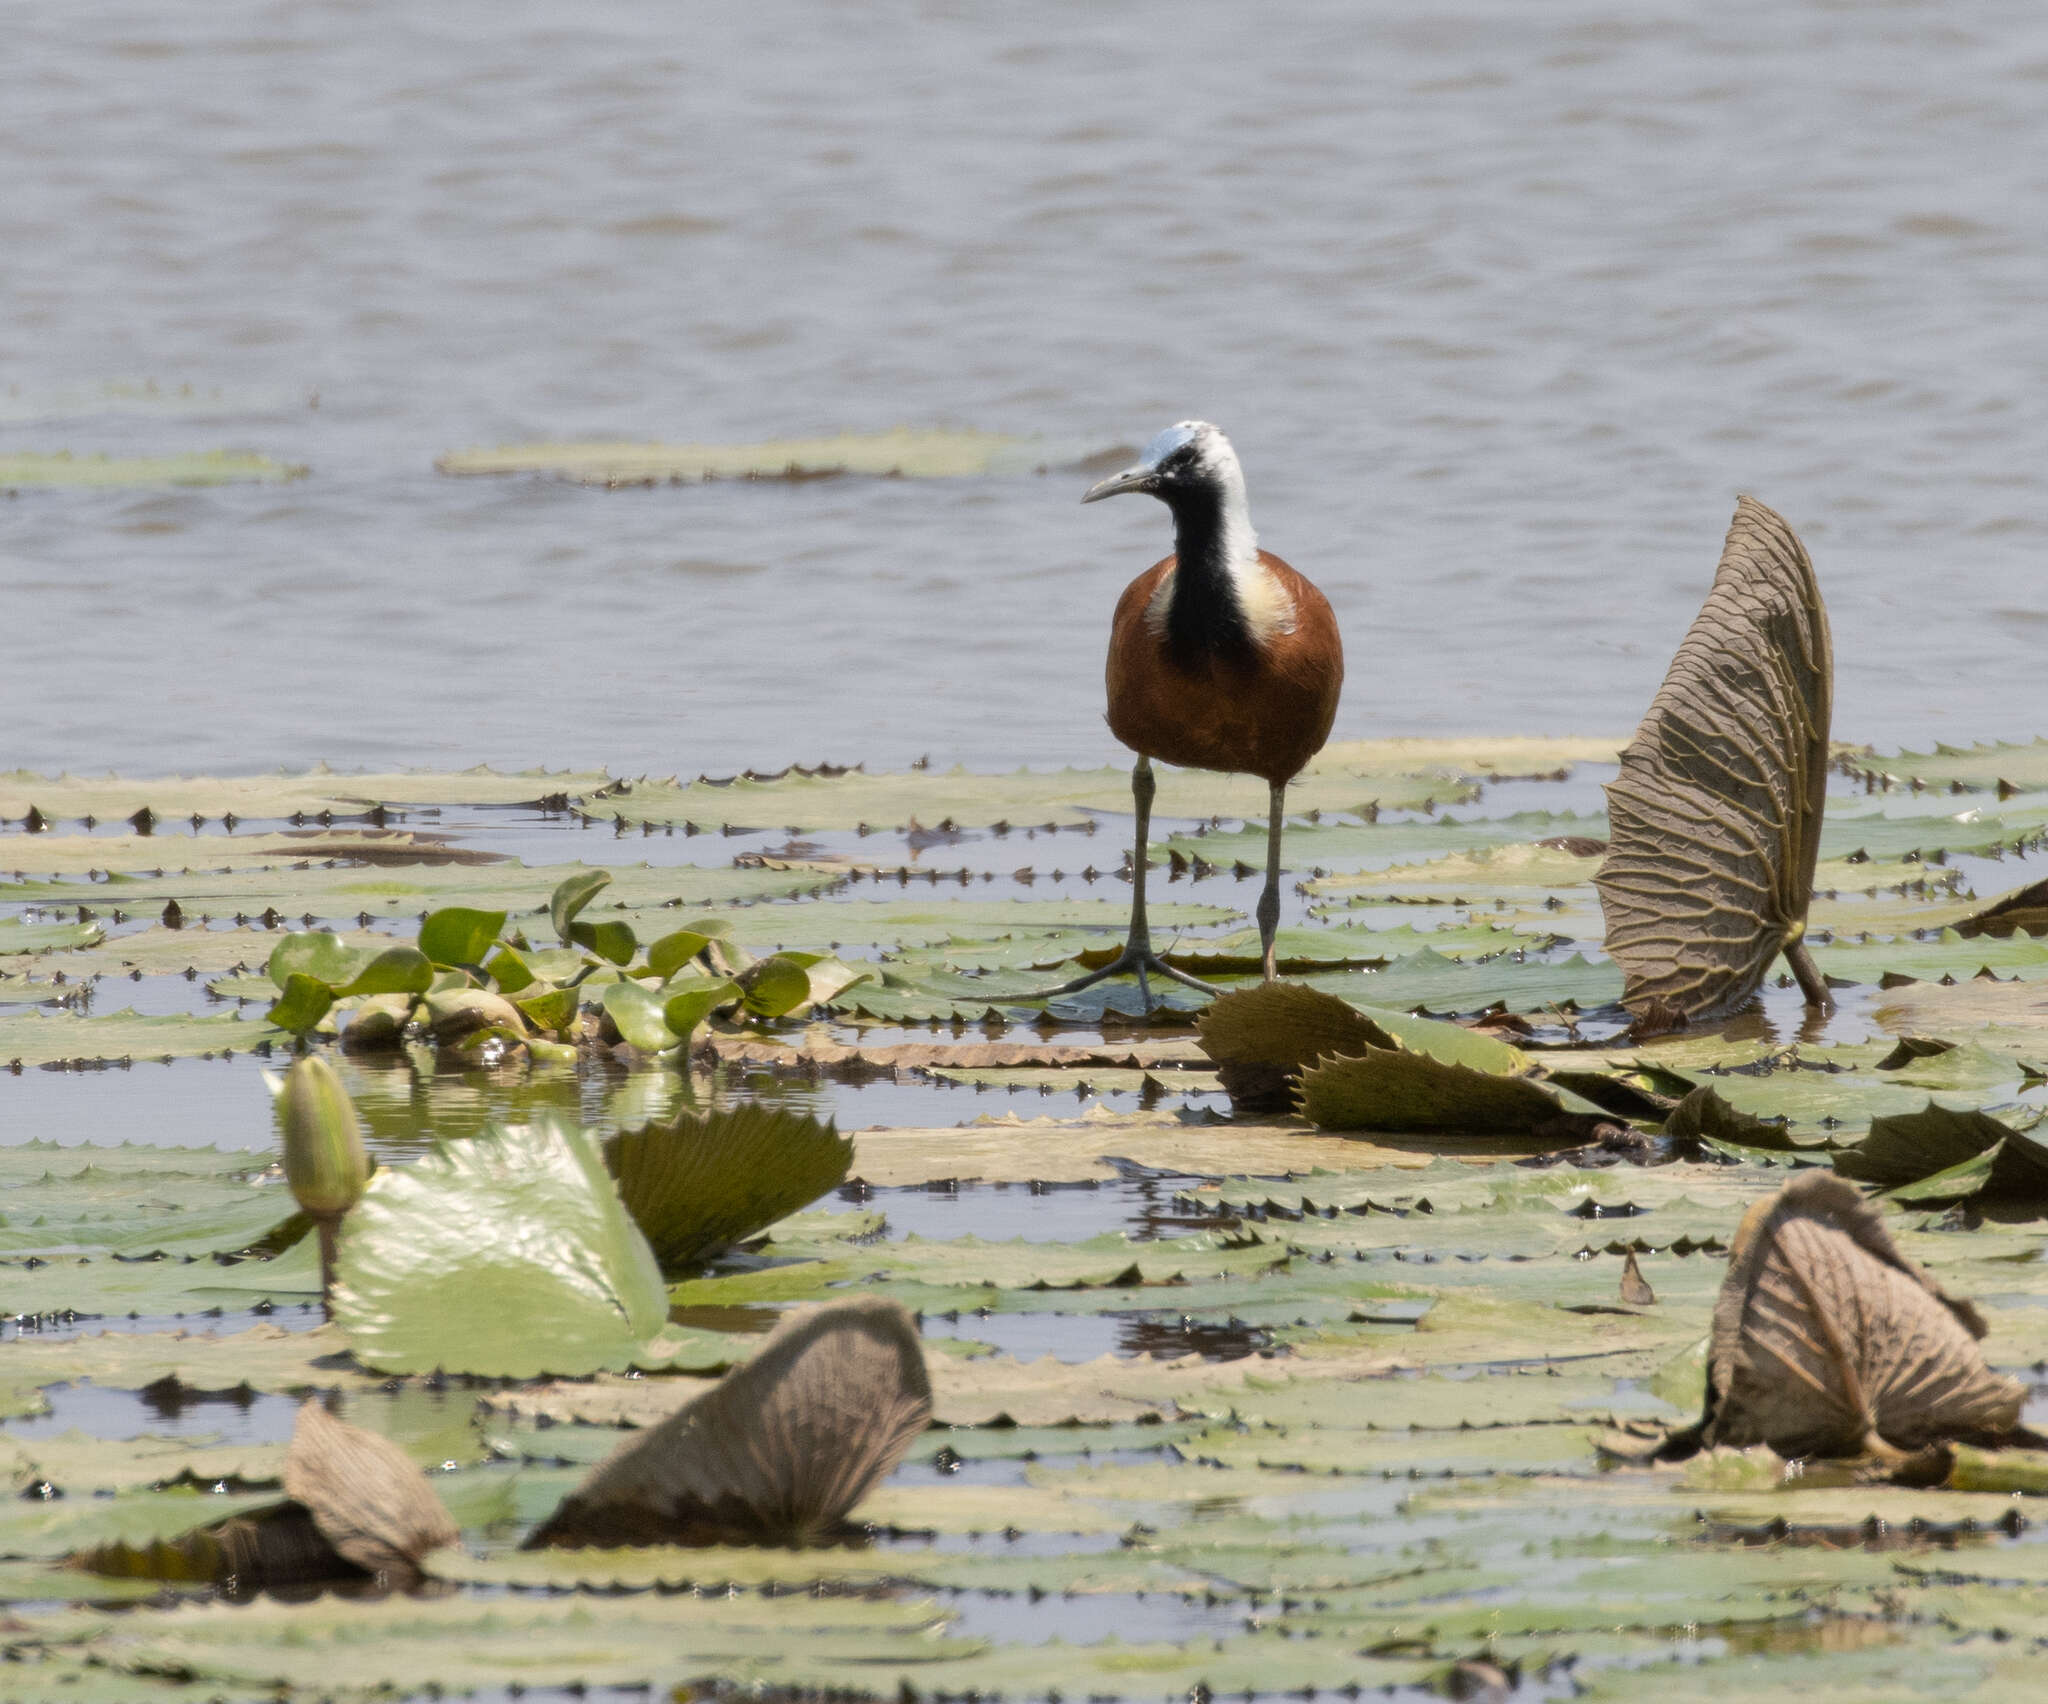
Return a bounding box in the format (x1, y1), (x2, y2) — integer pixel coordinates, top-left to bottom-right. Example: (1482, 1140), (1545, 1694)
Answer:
(1082, 420), (1243, 508)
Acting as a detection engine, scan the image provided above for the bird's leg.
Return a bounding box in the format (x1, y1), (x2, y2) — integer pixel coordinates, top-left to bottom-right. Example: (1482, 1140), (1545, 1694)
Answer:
(1025, 757), (1215, 1005)
(1258, 780), (1285, 980)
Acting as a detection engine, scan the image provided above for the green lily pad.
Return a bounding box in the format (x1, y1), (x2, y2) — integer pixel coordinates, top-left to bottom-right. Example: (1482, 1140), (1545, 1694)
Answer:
(331, 1119), (668, 1376)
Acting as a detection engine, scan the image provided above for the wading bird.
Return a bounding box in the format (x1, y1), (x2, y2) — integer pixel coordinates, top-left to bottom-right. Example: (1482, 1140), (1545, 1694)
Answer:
(1037, 421), (1343, 1007)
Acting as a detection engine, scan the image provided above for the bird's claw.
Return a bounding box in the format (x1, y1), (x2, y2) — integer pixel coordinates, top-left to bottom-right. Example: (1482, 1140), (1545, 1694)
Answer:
(1025, 941), (1218, 1011)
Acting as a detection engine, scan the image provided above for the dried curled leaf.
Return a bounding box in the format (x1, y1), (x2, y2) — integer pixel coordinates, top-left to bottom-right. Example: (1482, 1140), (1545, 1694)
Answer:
(77, 1402), (455, 1590)
(603, 1103), (854, 1271)
(1705, 1171), (2022, 1457)
(1195, 982), (1395, 1112)
(283, 1400), (458, 1582)
(526, 1298), (931, 1549)
(1297, 1048), (1607, 1148)
(1597, 497), (1833, 1021)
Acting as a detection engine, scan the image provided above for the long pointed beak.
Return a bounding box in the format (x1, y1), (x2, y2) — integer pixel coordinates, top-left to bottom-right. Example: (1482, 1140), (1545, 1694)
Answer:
(1081, 465), (1157, 504)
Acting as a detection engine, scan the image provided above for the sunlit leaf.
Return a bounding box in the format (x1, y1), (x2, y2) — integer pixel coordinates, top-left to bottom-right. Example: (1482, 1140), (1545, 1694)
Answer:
(603, 1103), (853, 1269)
(1596, 497), (1833, 1021)
(661, 976), (738, 1043)
(1298, 1049), (1605, 1147)
(644, 928), (713, 980)
(1701, 1172), (2023, 1457)
(266, 972), (335, 1036)
(336, 945), (434, 999)
(266, 930), (366, 990)
(331, 1119), (668, 1376)
(281, 1399), (457, 1583)
(417, 907), (506, 968)
(570, 918), (638, 965)
(602, 981), (677, 1053)
(550, 869), (612, 942)
(0, 449), (307, 487)
(739, 954), (815, 1018)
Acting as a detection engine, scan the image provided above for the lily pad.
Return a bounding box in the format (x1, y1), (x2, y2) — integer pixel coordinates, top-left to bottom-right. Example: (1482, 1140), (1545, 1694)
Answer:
(330, 1119), (669, 1376)
(0, 449), (307, 487)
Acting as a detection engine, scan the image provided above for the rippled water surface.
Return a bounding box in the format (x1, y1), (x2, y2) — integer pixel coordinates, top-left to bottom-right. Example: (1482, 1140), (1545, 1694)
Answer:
(4, 0), (2045, 779)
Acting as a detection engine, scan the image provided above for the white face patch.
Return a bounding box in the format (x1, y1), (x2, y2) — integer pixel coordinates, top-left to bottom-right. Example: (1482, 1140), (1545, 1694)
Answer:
(1138, 423), (1297, 647)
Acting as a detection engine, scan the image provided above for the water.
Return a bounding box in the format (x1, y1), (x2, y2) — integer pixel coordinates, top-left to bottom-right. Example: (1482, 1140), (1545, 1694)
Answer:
(3, 0), (2045, 784)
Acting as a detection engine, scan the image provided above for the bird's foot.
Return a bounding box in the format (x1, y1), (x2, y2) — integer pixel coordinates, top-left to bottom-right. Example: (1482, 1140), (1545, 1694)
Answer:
(1026, 941), (1218, 1009)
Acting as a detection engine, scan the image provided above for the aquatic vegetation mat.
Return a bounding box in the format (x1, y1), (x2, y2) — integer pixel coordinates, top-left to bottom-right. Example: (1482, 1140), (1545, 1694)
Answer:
(9, 739), (2048, 1699)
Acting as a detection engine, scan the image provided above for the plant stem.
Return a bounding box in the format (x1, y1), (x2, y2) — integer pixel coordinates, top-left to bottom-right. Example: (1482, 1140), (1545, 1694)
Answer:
(1785, 938), (1833, 1010)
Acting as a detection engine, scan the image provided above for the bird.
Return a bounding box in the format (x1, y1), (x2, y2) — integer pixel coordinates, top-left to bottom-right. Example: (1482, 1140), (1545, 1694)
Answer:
(1035, 420), (1344, 1008)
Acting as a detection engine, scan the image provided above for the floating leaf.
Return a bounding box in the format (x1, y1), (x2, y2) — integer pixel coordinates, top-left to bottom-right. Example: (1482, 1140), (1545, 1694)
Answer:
(603, 1103), (853, 1270)
(0, 449), (307, 487)
(525, 1299), (930, 1548)
(1662, 1084), (1806, 1153)
(1953, 876), (2048, 941)
(1702, 1172), (2023, 1457)
(1834, 1102), (2048, 1205)
(1596, 497), (1833, 1021)
(267, 930), (367, 990)
(436, 427), (1103, 485)
(331, 1119), (668, 1376)
(1196, 983), (1395, 1112)
(417, 907), (507, 968)
(1298, 1049), (1607, 1147)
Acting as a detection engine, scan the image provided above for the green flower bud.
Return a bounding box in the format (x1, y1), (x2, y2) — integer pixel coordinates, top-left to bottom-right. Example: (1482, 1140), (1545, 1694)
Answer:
(278, 1056), (369, 1219)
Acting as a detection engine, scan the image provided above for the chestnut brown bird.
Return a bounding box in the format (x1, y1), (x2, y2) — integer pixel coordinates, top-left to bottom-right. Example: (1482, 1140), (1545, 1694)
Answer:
(1038, 421), (1344, 1007)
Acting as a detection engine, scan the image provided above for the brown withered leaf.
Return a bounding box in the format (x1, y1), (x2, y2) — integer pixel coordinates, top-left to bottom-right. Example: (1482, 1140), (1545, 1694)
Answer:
(1619, 1250), (1656, 1306)
(1297, 1048), (1608, 1148)
(79, 1402), (456, 1590)
(283, 1399), (458, 1583)
(526, 1298), (932, 1549)
(1196, 982), (1396, 1113)
(1596, 497), (1832, 1022)
(1703, 1172), (2023, 1458)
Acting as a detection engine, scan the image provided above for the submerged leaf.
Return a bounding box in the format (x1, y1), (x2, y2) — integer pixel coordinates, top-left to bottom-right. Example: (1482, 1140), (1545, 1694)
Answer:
(1298, 1049), (1606, 1148)
(525, 1298), (930, 1548)
(1596, 497), (1833, 1021)
(1703, 1171), (2023, 1456)
(604, 1104), (853, 1270)
(331, 1119), (668, 1376)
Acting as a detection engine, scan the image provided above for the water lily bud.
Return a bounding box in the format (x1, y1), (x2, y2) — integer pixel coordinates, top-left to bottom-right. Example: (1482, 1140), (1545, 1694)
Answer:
(279, 1056), (369, 1219)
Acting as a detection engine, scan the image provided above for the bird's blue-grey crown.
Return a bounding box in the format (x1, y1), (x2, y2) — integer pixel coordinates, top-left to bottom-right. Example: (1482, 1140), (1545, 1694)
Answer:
(1082, 420), (1242, 505)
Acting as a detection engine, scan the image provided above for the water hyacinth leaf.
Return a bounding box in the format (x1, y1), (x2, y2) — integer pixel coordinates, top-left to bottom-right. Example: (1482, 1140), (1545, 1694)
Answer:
(266, 972), (334, 1036)
(525, 1299), (930, 1548)
(550, 869), (612, 942)
(515, 985), (580, 1034)
(338, 944), (435, 999)
(484, 944), (537, 992)
(603, 980), (678, 1053)
(417, 907), (506, 969)
(603, 1103), (854, 1269)
(331, 1118), (668, 1377)
(1596, 497), (1833, 1021)
(570, 918), (638, 966)
(267, 930), (367, 990)
(645, 927), (713, 981)
(1702, 1172), (2023, 1457)
(1297, 1049), (1605, 1148)
(281, 1400), (458, 1584)
(740, 954), (815, 1018)
(662, 977), (739, 1043)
